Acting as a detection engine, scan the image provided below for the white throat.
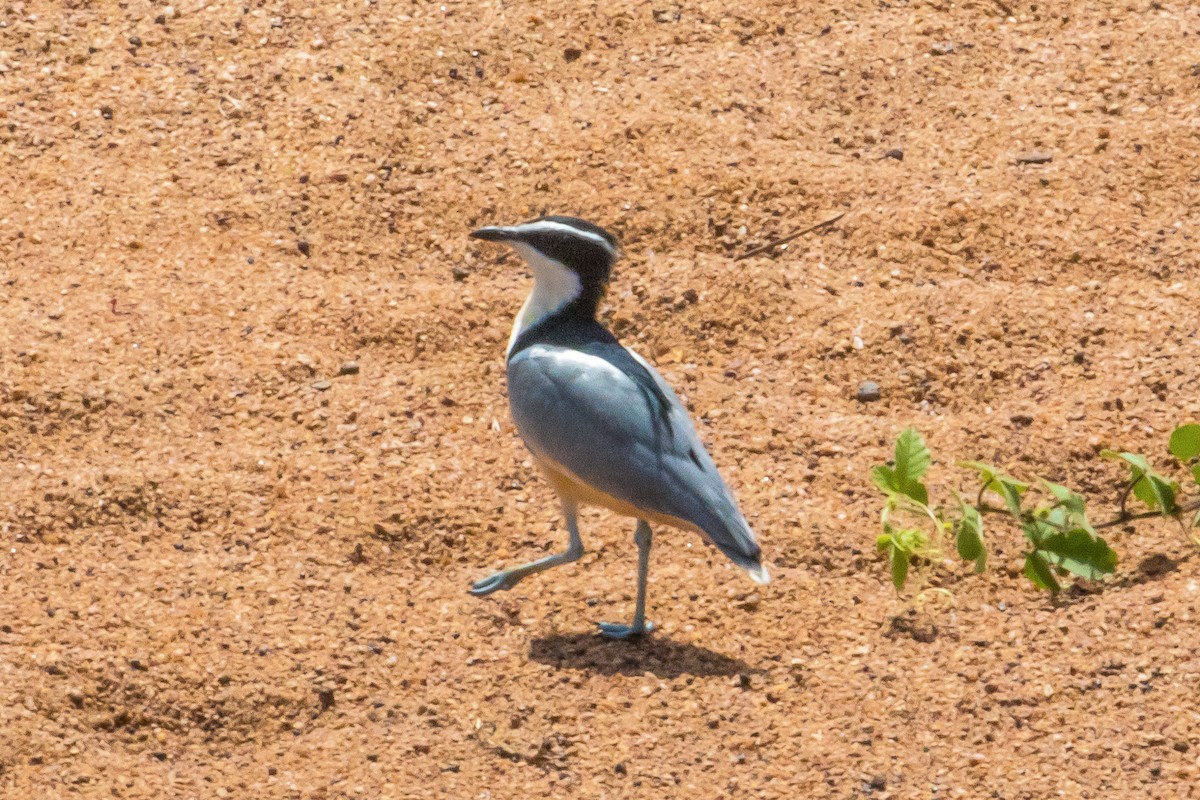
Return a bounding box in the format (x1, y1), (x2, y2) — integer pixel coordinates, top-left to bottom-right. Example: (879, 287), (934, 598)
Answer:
(506, 241), (583, 356)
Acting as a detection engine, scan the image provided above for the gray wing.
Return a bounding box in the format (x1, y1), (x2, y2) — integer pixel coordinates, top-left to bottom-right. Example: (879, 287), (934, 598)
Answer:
(506, 343), (762, 569)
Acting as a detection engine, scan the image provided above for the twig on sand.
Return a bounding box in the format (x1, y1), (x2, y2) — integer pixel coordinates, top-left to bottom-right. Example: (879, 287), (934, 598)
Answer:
(735, 211), (846, 261)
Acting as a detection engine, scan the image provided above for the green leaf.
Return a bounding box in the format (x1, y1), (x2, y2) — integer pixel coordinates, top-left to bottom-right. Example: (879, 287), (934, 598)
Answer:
(955, 504), (986, 572)
(1021, 519), (1053, 547)
(1037, 529), (1118, 580)
(1024, 551), (1061, 593)
(871, 465), (897, 496)
(1134, 474), (1178, 514)
(1038, 479), (1095, 534)
(958, 461), (1028, 515)
(1193, 464), (1200, 486)
(1100, 449), (1148, 472)
(957, 461), (999, 483)
(1101, 450), (1179, 513)
(1041, 479), (1084, 513)
(891, 428), (931, 506)
(1169, 424), (1200, 462)
(995, 478), (1028, 515)
(890, 547), (910, 590)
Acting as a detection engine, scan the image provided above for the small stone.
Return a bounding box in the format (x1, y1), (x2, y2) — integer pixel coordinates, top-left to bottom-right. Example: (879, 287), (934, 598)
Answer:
(297, 239), (311, 256)
(153, 751), (167, 761)
(129, 35), (142, 47)
(100, 106), (113, 120)
(451, 266), (469, 282)
(867, 775), (887, 790)
(682, 288), (699, 304)
(313, 380), (332, 391)
(884, 148), (904, 160)
(563, 47), (583, 62)
(1010, 413), (1034, 427)
(338, 361), (360, 376)
(317, 688), (335, 710)
(737, 593), (760, 611)
(931, 41), (954, 55)
(856, 381), (881, 402)
(1015, 151), (1053, 165)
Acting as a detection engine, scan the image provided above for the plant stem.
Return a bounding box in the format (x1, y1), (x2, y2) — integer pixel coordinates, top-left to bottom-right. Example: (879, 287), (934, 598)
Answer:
(1093, 498), (1200, 531)
(977, 499), (1200, 531)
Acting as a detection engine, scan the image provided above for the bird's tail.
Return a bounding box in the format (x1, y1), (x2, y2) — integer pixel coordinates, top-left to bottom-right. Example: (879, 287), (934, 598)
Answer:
(701, 500), (770, 585)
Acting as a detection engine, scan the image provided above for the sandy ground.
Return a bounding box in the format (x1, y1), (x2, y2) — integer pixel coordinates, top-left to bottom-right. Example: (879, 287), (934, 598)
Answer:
(3, 0), (1200, 797)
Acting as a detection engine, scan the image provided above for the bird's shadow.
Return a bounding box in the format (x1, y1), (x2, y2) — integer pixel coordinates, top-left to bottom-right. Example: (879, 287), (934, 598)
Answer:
(529, 631), (756, 679)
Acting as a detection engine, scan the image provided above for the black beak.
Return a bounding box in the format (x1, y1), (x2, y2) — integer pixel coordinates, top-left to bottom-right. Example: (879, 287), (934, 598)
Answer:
(469, 226), (515, 242)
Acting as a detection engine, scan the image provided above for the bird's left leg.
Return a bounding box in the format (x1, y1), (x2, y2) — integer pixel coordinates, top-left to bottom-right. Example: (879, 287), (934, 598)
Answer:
(469, 498), (584, 596)
(598, 520), (655, 639)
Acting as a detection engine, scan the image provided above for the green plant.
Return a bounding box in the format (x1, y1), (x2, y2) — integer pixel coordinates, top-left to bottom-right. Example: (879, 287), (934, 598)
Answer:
(873, 424), (1200, 595)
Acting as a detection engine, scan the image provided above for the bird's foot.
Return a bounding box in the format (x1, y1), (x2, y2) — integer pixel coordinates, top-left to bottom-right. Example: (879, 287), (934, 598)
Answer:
(468, 570), (523, 596)
(597, 620), (654, 640)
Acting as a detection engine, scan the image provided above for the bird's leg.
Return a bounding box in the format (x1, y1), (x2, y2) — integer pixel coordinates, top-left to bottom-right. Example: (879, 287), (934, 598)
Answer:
(598, 520), (655, 639)
(469, 498), (584, 596)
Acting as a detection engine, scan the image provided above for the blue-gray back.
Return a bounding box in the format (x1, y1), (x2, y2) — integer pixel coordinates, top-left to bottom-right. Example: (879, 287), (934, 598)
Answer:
(506, 337), (761, 568)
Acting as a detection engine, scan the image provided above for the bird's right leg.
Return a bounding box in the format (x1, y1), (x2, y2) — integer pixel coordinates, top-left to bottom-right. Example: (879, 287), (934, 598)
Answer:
(469, 497), (584, 596)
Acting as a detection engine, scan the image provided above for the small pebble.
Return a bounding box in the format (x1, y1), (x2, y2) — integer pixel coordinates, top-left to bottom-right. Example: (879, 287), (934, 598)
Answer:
(338, 361), (359, 376)
(451, 266), (469, 282)
(856, 381), (881, 402)
(297, 240), (311, 256)
(931, 41), (955, 55)
(884, 148), (904, 160)
(1015, 151), (1053, 165)
(313, 380), (331, 391)
(563, 47), (583, 62)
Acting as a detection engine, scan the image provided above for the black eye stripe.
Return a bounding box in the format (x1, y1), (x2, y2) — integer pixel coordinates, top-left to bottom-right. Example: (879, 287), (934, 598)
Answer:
(531, 232), (609, 265)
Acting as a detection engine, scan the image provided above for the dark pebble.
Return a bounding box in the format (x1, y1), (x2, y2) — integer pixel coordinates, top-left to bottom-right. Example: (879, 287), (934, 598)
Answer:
(297, 240), (311, 256)
(563, 47), (583, 62)
(884, 148), (904, 161)
(451, 266), (469, 282)
(856, 381), (881, 402)
(339, 361), (360, 376)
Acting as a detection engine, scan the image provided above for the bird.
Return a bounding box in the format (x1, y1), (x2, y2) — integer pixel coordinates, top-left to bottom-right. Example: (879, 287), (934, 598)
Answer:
(467, 215), (768, 639)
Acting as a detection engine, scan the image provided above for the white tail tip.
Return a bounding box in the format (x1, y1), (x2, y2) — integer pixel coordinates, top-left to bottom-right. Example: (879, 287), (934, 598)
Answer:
(747, 564), (771, 585)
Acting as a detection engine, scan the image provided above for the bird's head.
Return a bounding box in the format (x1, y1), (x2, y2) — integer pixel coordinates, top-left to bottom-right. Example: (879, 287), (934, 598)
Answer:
(470, 216), (620, 319)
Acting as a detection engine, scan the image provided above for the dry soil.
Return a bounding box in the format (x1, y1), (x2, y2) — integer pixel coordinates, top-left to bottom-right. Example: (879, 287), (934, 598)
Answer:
(2, 1), (1200, 798)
